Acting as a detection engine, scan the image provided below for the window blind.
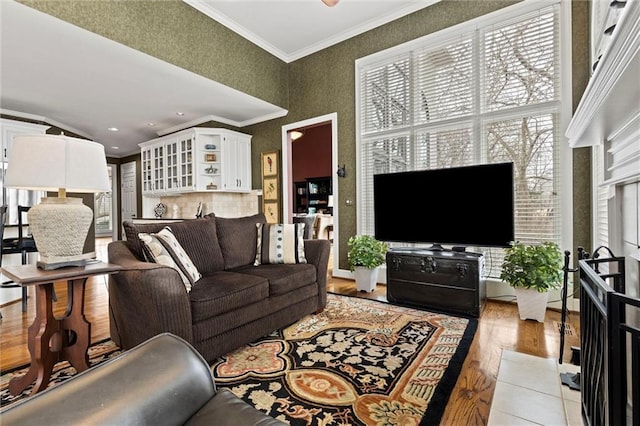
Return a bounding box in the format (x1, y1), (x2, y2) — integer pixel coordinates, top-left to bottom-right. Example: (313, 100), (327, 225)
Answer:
(594, 146), (609, 248)
(356, 2), (565, 276)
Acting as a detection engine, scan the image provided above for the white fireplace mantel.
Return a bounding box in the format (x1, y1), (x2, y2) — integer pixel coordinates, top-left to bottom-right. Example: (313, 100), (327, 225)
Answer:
(565, 0), (640, 156)
(567, 0), (640, 293)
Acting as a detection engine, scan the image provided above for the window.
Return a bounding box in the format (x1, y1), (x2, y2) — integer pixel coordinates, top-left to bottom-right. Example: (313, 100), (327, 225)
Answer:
(356, 1), (570, 277)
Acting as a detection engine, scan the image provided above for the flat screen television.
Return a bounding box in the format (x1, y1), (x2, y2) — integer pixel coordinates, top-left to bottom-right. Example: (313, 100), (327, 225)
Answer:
(373, 162), (514, 250)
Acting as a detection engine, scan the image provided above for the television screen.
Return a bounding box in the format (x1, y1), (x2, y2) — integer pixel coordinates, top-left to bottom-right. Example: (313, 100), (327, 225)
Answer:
(373, 162), (514, 249)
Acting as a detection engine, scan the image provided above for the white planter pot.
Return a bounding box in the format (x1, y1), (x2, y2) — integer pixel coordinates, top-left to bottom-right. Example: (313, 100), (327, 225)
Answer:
(514, 287), (550, 322)
(354, 266), (380, 293)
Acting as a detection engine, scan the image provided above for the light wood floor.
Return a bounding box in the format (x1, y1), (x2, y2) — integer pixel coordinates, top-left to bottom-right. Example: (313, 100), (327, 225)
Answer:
(0, 237), (580, 424)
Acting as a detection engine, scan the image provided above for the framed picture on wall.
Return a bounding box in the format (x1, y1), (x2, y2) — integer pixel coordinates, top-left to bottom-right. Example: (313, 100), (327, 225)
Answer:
(261, 150), (280, 223)
(261, 150), (279, 177)
(263, 176), (278, 201)
(264, 201), (279, 224)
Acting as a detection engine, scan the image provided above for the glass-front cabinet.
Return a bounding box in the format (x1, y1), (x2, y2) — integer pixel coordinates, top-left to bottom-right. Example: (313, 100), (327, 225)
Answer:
(179, 136), (194, 190)
(140, 127), (251, 196)
(166, 135), (194, 192)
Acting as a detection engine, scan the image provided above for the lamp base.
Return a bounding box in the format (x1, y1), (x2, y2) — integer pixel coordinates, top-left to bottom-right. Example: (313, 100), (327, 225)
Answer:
(29, 197), (95, 270)
(37, 252), (96, 271)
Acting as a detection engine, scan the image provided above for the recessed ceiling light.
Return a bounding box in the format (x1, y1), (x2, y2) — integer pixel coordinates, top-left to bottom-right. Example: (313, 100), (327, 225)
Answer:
(112, 146), (120, 150)
(176, 112), (184, 116)
(107, 127), (119, 132)
(147, 122), (156, 127)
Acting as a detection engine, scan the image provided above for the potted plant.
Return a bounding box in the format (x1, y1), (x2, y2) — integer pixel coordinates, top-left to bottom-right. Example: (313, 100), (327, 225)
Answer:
(500, 241), (563, 322)
(347, 235), (388, 293)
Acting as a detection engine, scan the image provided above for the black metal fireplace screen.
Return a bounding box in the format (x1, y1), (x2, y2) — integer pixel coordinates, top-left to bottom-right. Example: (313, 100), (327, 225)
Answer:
(579, 255), (639, 425)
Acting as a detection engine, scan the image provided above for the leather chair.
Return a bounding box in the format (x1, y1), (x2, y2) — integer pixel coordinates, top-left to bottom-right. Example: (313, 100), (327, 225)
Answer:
(1, 333), (286, 425)
(1, 205), (39, 312)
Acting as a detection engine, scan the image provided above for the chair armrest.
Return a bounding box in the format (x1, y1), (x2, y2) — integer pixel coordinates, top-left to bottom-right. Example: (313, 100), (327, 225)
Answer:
(108, 241), (193, 349)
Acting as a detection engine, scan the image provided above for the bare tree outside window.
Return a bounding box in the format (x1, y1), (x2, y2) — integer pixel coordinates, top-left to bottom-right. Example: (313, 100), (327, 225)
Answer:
(358, 5), (562, 275)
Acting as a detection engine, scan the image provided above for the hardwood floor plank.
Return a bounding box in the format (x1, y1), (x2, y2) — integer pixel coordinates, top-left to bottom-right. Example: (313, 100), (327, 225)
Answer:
(0, 237), (581, 425)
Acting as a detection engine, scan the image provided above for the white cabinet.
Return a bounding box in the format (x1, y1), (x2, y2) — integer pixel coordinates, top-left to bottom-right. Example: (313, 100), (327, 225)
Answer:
(140, 127), (251, 196)
(141, 132), (195, 196)
(141, 143), (164, 194)
(167, 134), (194, 192)
(0, 118), (50, 162)
(220, 132), (251, 192)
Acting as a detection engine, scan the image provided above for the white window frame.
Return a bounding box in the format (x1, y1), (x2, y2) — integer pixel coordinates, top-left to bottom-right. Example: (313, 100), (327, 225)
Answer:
(354, 0), (573, 269)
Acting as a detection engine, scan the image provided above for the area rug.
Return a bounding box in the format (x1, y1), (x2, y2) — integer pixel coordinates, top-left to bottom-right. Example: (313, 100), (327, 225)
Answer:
(212, 293), (477, 425)
(0, 294), (477, 425)
(0, 339), (121, 408)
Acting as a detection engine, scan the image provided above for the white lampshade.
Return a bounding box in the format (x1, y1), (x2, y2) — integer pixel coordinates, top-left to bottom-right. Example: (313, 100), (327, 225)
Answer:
(5, 134), (110, 193)
(4, 134), (110, 269)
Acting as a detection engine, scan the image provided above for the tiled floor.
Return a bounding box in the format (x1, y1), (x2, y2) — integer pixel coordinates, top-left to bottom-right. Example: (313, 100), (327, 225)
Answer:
(488, 350), (582, 425)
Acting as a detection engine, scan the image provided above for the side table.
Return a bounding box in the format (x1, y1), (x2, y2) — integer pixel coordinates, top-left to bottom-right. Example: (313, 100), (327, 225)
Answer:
(1, 261), (121, 396)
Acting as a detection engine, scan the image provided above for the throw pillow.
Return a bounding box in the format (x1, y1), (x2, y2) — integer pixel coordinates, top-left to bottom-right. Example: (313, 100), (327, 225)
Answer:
(155, 227), (202, 284)
(138, 227), (202, 292)
(123, 219), (224, 273)
(254, 223), (307, 266)
(138, 232), (193, 292)
(123, 221), (167, 260)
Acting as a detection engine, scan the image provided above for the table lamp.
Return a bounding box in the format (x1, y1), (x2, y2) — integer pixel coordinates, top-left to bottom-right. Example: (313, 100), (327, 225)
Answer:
(4, 134), (110, 270)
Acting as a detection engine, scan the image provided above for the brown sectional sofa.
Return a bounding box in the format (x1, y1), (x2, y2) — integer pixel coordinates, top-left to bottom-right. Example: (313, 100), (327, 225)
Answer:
(107, 212), (330, 363)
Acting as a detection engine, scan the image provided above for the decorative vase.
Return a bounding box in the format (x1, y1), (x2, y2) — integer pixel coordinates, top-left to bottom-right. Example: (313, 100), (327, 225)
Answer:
(514, 287), (550, 322)
(354, 266), (380, 293)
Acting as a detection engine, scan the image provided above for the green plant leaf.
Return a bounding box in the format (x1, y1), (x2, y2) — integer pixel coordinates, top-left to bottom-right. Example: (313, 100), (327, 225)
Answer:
(347, 235), (388, 271)
(500, 241), (563, 292)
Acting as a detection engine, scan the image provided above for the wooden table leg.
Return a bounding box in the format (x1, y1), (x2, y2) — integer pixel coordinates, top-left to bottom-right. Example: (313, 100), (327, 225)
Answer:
(8, 277), (91, 396)
(9, 284), (57, 396)
(61, 278), (90, 372)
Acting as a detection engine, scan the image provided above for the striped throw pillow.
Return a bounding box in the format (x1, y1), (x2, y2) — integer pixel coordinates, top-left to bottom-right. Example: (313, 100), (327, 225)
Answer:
(254, 223), (307, 265)
(138, 227), (202, 292)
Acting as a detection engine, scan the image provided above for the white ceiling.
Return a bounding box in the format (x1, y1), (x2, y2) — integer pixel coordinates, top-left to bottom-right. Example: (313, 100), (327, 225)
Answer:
(0, 0), (437, 157)
(185, 0), (438, 62)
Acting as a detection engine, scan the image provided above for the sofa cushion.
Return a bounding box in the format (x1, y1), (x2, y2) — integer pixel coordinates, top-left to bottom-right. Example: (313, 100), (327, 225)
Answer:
(138, 231), (194, 292)
(232, 263), (317, 297)
(124, 218), (225, 274)
(254, 223), (307, 265)
(215, 213), (266, 270)
(123, 221), (167, 260)
(189, 271), (269, 322)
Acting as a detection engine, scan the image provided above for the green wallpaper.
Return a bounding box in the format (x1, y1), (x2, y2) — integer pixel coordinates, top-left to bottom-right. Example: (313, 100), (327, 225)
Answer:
(249, 0), (522, 269)
(19, 0), (591, 271)
(571, 1), (592, 278)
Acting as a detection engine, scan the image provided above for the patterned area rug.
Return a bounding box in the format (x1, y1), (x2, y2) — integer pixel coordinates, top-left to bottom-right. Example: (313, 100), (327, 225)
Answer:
(213, 294), (477, 425)
(0, 294), (477, 425)
(0, 339), (121, 408)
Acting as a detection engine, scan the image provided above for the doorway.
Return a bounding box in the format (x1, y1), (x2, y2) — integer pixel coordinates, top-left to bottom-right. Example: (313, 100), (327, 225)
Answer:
(120, 161), (137, 228)
(94, 164), (117, 240)
(281, 113), (338, 274)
